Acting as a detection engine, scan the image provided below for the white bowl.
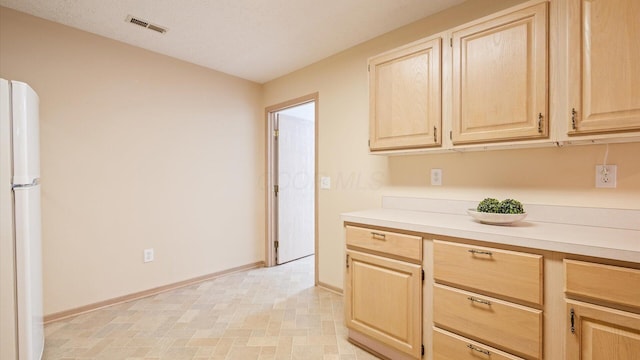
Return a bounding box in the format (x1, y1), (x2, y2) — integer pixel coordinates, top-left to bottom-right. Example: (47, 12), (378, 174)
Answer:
(467, 209), (527, 225)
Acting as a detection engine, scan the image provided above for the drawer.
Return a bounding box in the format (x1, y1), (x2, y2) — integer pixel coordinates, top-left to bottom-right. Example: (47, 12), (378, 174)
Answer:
(565, 259), (640, 310)
(434, 327), (525, 360)
(346, 226), (422, 262)
(433, 284), (542, 360)
(434, 240), (543, 305)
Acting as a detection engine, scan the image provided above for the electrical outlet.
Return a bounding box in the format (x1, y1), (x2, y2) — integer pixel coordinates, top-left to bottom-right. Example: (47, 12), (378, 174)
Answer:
(143, 248), (154, 263)
(595, 165), (617, 188)
(430, 168), (442, 186)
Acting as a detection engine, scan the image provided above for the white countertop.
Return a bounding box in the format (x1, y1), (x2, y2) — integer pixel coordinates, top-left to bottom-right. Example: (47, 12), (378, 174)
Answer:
(342, 207), (640, 263)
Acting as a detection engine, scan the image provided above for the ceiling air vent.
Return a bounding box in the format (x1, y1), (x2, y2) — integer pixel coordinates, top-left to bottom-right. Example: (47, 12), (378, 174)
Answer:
(125, 15), (168, 34)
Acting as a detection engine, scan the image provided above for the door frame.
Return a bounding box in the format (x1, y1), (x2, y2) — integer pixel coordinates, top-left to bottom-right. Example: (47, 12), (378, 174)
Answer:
(265, 93), (319, 282)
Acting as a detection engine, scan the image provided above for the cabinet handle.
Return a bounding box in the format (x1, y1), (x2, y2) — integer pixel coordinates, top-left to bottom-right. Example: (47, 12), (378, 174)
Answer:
(371, 232), (386, 240)
(537, 113), (543, 133)
(571, 108), (577, 130)
(467, 296), (492, 306)
(468, 249), (492, 256)
(467, 344), (491, 356)
(570, 308), (575, 334)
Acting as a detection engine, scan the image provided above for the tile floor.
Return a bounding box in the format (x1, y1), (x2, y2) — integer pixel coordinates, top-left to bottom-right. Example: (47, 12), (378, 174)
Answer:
(43, 256), (380, 360)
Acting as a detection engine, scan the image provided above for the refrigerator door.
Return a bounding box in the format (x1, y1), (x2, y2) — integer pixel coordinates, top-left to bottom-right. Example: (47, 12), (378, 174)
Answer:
(14, 184), (44, 360)
(11, 81), (40, 185)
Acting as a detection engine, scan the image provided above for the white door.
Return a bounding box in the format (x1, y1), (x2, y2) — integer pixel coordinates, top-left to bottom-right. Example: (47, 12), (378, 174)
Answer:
(275, 102), (315, 264)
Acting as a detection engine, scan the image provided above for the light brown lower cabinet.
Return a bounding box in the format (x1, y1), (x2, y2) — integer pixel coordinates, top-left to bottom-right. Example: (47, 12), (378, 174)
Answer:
(566, 300), (640, 360)
(565, 259), (640, 360)
(343, 223), (640, 360)
(345, 249), (422, 359)
(434, 327), (525, 360)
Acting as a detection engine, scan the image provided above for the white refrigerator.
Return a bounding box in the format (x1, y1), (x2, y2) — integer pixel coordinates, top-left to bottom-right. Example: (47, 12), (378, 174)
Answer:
(0, 79), (44, 360)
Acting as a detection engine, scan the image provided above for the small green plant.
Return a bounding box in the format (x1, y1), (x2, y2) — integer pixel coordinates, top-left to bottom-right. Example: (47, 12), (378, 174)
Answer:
(476, 198), (501, 213)
(477, 198), (525, 214)
(499, 199), (524, 214)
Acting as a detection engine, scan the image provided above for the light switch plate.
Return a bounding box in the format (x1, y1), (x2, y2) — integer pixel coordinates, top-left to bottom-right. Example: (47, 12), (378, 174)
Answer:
(320, 176), (331, 189)
(144, 248), (154, 263)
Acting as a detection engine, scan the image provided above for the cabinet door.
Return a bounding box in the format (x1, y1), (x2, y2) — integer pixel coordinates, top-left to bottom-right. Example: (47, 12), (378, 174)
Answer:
(345, 250), (422, 358)
(369, 36), (441, 151)
(451, 2), (548, 144)
(567, 0), (640, 135)
(566, 300), (640, 360)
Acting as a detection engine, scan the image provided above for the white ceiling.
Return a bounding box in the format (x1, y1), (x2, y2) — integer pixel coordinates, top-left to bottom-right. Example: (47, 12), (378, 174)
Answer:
(0, 0), (464, 83)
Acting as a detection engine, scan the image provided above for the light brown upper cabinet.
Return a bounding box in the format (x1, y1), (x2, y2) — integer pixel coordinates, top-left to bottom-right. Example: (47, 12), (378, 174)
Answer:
(451, 2), (548, 145)
(369, 36), (442, 151)
(567, 0), (640, 135)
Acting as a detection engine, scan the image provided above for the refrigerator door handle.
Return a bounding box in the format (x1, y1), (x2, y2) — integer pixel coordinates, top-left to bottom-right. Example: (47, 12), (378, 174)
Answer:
(12, 178), (40, 189)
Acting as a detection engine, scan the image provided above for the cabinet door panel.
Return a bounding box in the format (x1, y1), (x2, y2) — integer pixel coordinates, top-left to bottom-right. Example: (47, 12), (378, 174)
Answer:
(452, 2), (548, 144)
(566, 300), (640, 360)
(369, 37), (441, 150)
(568, 0), (640, 134)
(345, 250), (422, 358)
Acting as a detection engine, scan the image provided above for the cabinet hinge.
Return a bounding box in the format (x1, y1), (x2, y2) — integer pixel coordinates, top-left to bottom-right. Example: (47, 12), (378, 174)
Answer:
(274, 240), (279, 249)
(274, 185), (279, 197)
(422, 269), (425, 282)
(346, 254), (350, 268)
(449, 130), (452, 140)
(368, 64), (370, 72)
(273, 130), (279, 138)
(450, 38), (453, 47)
(368, 139), (371, 148)
(421, 344), (425, 356)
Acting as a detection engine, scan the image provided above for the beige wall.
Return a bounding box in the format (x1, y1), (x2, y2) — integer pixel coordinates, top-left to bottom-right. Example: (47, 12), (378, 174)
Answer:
(263, 0), (640, 289)
(2, 0), (639, 327)
(0, 7), (265, 315)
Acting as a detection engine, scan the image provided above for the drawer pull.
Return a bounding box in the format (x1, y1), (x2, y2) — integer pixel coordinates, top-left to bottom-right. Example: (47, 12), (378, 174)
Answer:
(371, 232), (386, 240)
(467, 344), (491, 356)
(467, 296), (492, 306)
(468, 249), (492, 256)
(570, 308), (575, 334)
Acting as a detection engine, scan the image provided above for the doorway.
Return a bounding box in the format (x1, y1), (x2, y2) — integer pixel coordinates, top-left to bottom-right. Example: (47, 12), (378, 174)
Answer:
(265, 94), (318, 282)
